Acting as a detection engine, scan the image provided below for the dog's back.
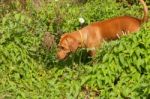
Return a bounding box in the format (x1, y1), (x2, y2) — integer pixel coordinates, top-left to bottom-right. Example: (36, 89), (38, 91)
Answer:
(95, 16), (141, 40)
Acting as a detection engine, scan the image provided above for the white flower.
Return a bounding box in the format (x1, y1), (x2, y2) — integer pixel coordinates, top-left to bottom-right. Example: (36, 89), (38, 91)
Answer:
(55, 0), (58, 2)
(79, 17), (85, 24)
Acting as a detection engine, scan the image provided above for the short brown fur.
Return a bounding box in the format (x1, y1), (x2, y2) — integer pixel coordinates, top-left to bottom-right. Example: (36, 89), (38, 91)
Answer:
(57, 0), (148, 60)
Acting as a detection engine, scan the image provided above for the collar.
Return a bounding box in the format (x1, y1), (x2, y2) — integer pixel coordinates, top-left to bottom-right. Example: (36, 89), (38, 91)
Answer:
(78, 30), (96, 51)
(78, 30), (87, 47)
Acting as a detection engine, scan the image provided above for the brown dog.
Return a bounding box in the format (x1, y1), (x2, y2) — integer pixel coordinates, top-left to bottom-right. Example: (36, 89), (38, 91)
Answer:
(57, 0), (148, 60)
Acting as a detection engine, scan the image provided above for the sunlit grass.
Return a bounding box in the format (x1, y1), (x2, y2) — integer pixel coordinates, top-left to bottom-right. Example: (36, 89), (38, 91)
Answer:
(0, 0), (150, 98)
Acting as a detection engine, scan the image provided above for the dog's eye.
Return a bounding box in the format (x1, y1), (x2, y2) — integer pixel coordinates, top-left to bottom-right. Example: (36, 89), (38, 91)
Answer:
(61, 47), (65, 50)
(59, 46), (65, 50)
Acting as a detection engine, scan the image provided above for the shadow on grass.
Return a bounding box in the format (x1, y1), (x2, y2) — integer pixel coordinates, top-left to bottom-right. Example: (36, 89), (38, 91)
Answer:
(40, 49), (93, 69)
(57, 50), (93, 67)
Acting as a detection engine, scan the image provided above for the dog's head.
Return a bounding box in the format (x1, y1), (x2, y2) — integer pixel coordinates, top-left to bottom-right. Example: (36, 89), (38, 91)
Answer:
(56, 34), (80, 60)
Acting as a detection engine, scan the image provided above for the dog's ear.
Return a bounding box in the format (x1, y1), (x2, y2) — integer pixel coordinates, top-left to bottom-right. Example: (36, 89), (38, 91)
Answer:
(66, 36), (79, 52)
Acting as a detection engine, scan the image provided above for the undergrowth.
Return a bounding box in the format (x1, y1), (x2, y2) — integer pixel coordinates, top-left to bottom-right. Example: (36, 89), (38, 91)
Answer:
(0, 0), (150, 98)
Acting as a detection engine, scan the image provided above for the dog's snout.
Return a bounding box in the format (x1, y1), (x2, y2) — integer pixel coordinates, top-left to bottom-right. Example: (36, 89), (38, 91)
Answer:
(56, 51), (67, 60)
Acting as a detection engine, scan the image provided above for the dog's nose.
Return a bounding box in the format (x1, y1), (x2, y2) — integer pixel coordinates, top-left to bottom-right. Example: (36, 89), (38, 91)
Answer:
(56, 52), (65, 60)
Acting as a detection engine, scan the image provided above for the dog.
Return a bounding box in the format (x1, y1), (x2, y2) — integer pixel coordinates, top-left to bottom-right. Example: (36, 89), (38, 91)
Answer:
(57, 0), (148, 60)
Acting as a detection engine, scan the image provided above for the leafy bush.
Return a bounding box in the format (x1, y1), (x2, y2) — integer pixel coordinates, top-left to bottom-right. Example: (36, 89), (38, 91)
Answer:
(0, 0), (150, 98)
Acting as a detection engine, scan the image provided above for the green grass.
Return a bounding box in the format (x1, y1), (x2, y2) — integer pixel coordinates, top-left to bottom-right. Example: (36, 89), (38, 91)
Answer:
(0, 0), (150, 98)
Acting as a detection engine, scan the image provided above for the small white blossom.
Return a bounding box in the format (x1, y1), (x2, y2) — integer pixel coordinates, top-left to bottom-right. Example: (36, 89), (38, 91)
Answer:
(79, 17), (85, 24)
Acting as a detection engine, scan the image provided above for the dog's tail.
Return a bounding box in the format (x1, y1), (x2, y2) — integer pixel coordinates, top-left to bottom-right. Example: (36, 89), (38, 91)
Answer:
(140, 0), (148, 23)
